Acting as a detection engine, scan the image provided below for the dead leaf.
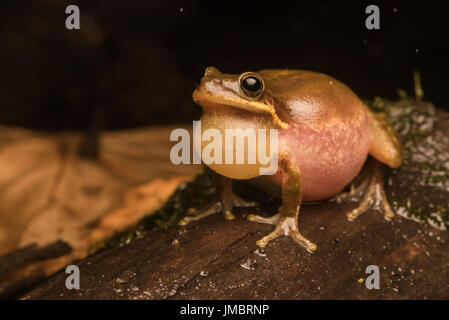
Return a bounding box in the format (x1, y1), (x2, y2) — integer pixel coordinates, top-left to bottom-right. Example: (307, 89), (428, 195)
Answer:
(0, 124), (201, 282)
(89, 176), (193, 244)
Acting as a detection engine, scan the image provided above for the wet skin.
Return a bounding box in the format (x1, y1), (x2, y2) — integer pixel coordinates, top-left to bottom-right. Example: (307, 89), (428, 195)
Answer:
(179, 67), (403, 253)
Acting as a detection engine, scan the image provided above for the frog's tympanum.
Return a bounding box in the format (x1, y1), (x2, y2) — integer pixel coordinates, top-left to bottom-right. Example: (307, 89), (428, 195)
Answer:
(179, 67), (403, 253)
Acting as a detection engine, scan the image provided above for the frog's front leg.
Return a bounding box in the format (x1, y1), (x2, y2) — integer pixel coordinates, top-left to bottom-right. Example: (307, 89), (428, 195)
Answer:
(178, 173), (256, 226)
(248, 151), (317, 253)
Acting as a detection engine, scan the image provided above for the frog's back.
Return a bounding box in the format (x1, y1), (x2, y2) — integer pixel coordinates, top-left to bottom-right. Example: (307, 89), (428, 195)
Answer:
(259, 69), (373, 201)
(258, 69), (368, 127)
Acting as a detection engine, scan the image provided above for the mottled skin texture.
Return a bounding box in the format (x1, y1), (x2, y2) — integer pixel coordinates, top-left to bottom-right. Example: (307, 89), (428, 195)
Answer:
(180, 67), (403, 252)
(258, 70), (373, 201)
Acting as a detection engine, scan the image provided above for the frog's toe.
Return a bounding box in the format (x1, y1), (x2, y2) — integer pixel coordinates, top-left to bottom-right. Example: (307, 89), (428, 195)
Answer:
(230, 193), (257, 208)
(345, 160), (395, 222)
(178, 201), (222, 226)
(256, 217), (317, 253)
(179, 191), (256, 226)
(335, 179), (370, 204)
(346, 183), (394, 221)
(346, 186), (375, 221)
(383, 202), (395, 221)
(247, 213), (280, 225)
(376, 183), (396, 221)
(224, 210), (235, 220)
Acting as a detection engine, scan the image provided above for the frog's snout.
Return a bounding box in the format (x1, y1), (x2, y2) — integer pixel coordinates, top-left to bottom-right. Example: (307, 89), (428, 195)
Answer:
(204, 66), (222, 77)
(193, 66), (222, 104)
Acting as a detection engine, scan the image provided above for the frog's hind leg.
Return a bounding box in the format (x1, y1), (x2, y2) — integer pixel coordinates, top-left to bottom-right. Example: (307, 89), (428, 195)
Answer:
(343, 158), (395, 221)
(178, 173), (257, 226)
(341, 108), (404, 221)
(365, 109), (404, 169)
(334, 169), (370, 203)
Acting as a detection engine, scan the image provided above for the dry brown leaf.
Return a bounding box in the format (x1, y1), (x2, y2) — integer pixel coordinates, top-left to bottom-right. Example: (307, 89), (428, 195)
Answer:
(89, 176), (193, 244)
(0, 124), (201, 281)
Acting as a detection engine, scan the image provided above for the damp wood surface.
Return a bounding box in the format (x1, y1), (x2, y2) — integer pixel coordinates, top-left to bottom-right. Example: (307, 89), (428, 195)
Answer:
(23, 196), (449, 299)
(24, 99), (449, 300)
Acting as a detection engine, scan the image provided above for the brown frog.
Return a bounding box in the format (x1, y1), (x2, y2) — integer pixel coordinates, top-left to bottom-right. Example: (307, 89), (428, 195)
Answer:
(179, 67), (403, 253)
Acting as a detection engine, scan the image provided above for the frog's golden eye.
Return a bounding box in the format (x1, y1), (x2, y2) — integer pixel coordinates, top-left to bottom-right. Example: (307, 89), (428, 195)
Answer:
(239, 72), (264, 98)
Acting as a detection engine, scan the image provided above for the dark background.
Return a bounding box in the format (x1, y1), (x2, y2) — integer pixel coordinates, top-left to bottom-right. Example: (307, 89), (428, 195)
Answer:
(1, 0), (448, 131)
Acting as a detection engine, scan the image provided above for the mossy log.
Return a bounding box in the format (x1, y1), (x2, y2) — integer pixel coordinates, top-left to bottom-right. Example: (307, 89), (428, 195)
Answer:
(24, 99), (449, 299)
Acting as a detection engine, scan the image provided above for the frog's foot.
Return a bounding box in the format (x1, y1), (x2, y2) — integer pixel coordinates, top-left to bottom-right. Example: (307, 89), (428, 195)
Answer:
(247, 213), (280, 225)
(254, 216), (317, 253)
(335, 178), (370, 204)
(178, 192), (257, 226)
(342, 160), (395, 222)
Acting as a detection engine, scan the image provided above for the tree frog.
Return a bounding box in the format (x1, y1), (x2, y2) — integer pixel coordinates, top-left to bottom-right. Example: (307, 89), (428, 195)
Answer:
(179, 67), (403, 253)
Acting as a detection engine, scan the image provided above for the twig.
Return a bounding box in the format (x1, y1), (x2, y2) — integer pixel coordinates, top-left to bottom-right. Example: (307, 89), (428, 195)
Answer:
(0, 240), (72, 277)
(0, 274), (46, 300)
(413, 70), (424, 104)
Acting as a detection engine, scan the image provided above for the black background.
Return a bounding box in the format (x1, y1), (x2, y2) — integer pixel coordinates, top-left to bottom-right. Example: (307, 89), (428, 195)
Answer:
(1, 299), (441, 318)
(1, 0), (448, 131)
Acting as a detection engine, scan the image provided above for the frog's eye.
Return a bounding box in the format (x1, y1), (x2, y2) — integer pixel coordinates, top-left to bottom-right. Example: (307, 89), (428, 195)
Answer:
(239, 72), (264, 98)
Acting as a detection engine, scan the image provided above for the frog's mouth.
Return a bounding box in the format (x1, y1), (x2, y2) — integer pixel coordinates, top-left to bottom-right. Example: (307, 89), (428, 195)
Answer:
(193, 87), (288, 129)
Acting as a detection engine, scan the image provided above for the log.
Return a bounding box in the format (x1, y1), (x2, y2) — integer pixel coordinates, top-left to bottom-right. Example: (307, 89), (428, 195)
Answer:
(23, 100), (449, 299)
(23, 200), (449, 299)
(0, 240), (72, 299)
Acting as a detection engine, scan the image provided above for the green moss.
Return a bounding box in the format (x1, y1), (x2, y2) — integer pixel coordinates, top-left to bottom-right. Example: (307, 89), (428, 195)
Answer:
(410, 206), (426, 220)
(368, 89), (449, 229)
(100, 170), (214, 250)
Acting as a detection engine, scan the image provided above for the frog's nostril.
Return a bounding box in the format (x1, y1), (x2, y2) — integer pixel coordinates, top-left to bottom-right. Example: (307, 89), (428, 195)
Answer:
(204, 66), (222, 77)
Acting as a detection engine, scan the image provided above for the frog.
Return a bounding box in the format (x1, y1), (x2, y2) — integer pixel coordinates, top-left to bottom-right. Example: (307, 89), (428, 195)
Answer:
(179, 66), (403, 253)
